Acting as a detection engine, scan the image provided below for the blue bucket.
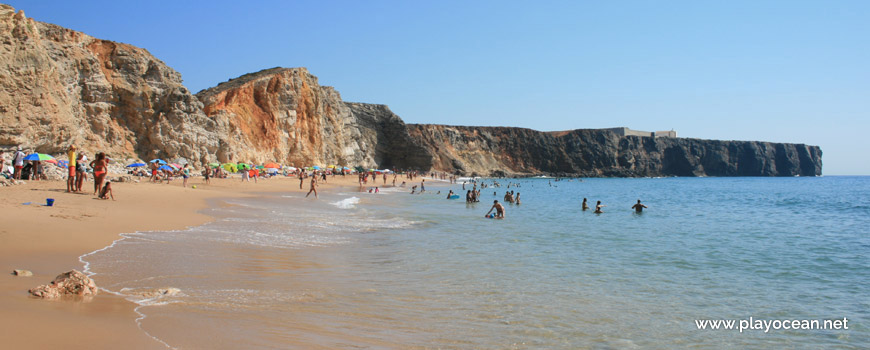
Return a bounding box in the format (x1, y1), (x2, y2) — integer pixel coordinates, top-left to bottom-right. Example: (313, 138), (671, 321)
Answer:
(46, 198), (55, 207)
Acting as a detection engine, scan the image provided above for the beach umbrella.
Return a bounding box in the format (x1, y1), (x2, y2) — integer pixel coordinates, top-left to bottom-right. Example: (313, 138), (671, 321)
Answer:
(126, 162), (146, 167)
(285, 166), (297, 171)
(237, 163), (251, 170)
(150, 159), (167, 164)
(169, 163), (182, 169)
(382, 169), (391, 173)
(45, 159), (58, 164)
(327, 165), (336, 169)
(23, 153), (54, 161)
(312, 165), (321, 170)
(208, 162), (220, 168)
(158, 165), (173, 171)
(255, 165), (265, 169)
(264, 162), (281, 169)
(221, 163), (237, 172)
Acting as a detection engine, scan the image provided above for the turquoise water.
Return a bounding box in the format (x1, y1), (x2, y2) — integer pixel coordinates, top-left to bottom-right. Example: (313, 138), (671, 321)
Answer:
(84, 176), (870, 349)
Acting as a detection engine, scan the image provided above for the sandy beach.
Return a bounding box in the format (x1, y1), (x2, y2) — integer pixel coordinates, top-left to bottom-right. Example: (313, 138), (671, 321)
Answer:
(0, 173), (365, 349)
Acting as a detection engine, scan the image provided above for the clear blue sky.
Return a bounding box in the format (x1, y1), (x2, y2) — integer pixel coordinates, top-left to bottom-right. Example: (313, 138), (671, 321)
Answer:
(9, 1), (869, 174)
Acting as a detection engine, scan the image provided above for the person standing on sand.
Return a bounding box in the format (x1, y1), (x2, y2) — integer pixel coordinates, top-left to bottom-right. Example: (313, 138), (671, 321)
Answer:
(66, 145), (76, 192)
(75, 153), (87, 192)
(582, 198), (589, 211)
(149, 161), (159, 183)
(632, 199), (648, 213)
(90, 153), (109, 195)
(300, 171), (305, 189)
(12, 146), (24, 180)
(594, 201), (605, 214)
(182, 164), (191, 187)
(305, 176), (318, 198)
(202, 164), (211, 184)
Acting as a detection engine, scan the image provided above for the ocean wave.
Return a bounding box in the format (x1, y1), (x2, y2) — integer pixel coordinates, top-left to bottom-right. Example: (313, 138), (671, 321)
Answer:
(332, 197), (360, 209)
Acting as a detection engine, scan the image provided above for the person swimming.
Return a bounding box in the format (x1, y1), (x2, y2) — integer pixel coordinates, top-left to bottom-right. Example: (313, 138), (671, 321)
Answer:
(632, 199), (648, 213)
(582, 198), (589, 211)
(594, 200), (605, 214)
(447, 190), (454, 199)
(485, 200), (505, 218)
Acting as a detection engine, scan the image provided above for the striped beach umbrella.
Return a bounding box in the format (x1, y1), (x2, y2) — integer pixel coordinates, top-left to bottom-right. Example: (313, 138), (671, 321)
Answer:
(23, 153), (54, 161)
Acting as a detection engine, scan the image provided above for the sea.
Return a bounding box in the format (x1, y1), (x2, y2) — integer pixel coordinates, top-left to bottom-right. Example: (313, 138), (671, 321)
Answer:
(81, 176), (870, 349)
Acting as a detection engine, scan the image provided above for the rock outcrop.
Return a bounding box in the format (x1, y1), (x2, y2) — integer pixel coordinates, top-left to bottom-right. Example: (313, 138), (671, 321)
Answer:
(29, 270), (98, 299)
(407, 125), (822, 177)
(0, 5), (219, 163)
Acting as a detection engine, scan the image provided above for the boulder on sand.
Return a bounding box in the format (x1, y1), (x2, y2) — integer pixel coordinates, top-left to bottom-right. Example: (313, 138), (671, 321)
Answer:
(29, 270), (98, 299)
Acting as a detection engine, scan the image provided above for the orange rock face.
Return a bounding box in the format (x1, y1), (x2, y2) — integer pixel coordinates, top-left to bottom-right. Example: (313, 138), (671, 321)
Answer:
(197, 67), (431, 168)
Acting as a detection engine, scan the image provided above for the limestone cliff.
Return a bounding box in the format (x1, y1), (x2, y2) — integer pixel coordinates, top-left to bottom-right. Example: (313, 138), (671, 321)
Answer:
(0, 4), (218, 162)
(195, 67), (431, 168)
(407, 125), (822, 177)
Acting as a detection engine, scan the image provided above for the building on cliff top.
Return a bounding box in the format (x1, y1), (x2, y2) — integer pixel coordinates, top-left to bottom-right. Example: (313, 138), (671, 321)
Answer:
(601, 127), (677, 138)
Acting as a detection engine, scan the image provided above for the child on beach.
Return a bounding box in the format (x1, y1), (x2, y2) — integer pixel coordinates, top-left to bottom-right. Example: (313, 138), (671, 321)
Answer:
(98, 181), (115, 200)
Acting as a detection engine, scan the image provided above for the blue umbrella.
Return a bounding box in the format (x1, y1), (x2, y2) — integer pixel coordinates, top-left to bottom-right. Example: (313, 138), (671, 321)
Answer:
(158, 165), (173, 171)
(126, 162), (146, 168)
(23, 153), (55, 161)
(312, 165), (321, 170)
(150, 159), (167, 164)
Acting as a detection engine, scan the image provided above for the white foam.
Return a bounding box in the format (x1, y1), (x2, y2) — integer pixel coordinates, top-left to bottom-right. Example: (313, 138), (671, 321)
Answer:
(331, 196), (360, 209)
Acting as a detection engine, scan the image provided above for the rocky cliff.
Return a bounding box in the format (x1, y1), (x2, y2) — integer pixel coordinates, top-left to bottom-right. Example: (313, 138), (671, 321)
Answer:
(0, 5), (219, 163)
(407, 125), (822, 177)
(195, 67), (431, 168)
(0, 3), (822, 176)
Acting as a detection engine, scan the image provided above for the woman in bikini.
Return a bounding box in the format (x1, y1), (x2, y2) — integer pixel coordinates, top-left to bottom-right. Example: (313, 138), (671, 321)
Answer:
(90, 152), (109, 195)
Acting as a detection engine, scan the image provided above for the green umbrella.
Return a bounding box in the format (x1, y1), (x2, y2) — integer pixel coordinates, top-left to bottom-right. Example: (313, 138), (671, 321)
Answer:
(23, 153), (55, 161)
(208, 162), (220, 168)
(237, 163), (251, 170)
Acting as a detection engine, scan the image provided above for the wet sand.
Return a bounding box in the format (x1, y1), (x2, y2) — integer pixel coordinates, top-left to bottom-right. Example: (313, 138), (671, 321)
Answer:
(0, 173), (365, 349)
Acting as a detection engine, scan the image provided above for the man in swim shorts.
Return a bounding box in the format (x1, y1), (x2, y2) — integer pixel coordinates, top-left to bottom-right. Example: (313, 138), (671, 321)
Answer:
(66, 145), (76, 192)
(485, 200), (505, 218)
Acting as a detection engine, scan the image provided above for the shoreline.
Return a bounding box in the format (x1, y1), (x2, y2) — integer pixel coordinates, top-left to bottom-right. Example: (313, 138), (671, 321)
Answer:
(0, 173), (369, 349)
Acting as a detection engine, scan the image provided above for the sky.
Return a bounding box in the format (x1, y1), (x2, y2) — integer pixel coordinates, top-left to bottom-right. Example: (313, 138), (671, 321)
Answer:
(8, 0), (869, 174)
